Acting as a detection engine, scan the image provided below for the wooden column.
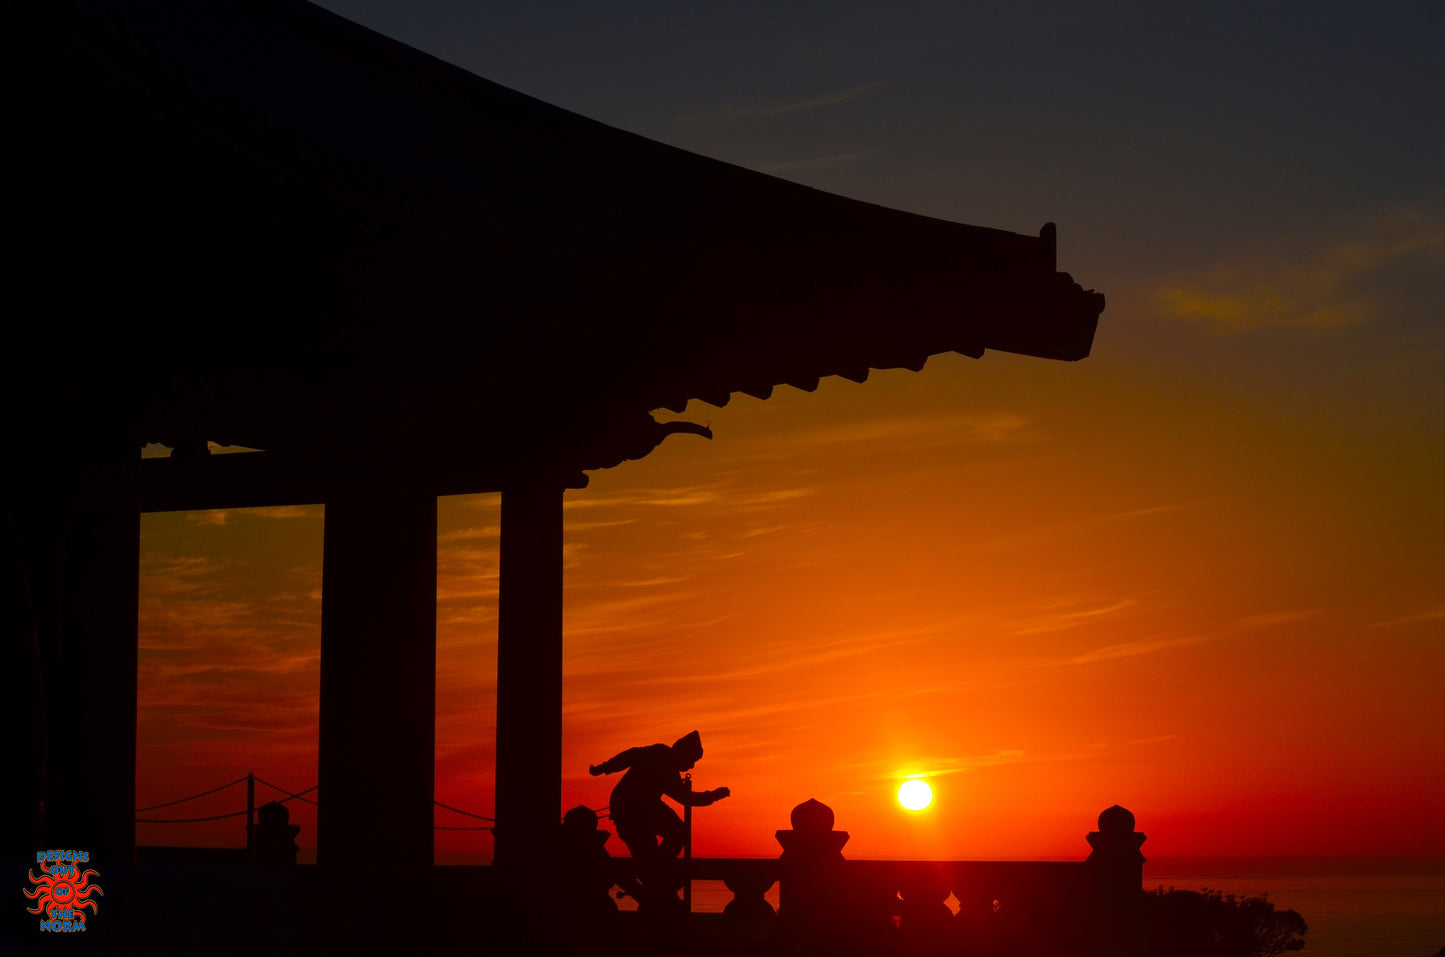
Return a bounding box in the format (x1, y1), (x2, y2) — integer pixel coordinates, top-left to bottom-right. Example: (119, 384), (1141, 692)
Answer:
(318, 485), (436, 869)
(34, 457), (141, 864)
(0, 513), (47, 860)
(492, 482), (564, 872)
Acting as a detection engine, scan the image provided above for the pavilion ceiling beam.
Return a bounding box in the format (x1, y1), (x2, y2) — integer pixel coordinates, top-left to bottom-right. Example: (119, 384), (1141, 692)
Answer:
(140, 452), (331, 513)
(138, 451), (518, 512)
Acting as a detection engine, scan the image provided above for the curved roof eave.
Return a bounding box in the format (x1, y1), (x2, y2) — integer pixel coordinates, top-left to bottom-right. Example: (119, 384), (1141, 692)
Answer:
(10, 0), (1103, 464)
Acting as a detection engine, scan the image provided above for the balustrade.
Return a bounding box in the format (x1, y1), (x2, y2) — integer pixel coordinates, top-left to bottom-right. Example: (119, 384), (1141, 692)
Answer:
(601, 800), (1144, 954)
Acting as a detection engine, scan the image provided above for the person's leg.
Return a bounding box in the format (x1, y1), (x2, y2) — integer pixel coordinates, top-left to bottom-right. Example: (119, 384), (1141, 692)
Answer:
(620, 804), (689, 912)
(613, 815), (658, 864)
(654, 805), (687, 861)
(613, 814), (665, 908)
(644, 804), (690, 910)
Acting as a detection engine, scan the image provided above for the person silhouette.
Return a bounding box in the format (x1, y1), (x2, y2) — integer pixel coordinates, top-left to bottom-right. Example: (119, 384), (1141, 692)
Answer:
(251, 800), (301, 867)
(557, 804), (617, 920)
(589, 730), (729, 905)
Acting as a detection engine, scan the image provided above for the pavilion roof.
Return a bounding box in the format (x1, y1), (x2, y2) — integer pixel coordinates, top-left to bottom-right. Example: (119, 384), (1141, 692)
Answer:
(10, 0), (1102, 484)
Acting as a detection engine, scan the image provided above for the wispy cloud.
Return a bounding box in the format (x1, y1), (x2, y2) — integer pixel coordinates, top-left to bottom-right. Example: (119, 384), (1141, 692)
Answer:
(1011, 599), (1138, 636)
(563, 485), (724, 510)
(139, 555), (231, 598)
(911, 750), (1033, 775)
(707, 82), (884, 119)
(564, 518), (640, 532)
(1124, 733), (1181, 748)
(621, 618), (973, 687)
(959, 498), (1226, 556)
(619, 683), (919, 735)
(562, 481), (815, 519)
(564, 592), (692, 637)
(1234, 609), (1316, 630)
(1066, 634), (1211, 665)
(1081, 498), (1227, 527)
(246, 506), (319, 520)
(788, 411), (1032, 451)
(1369, 604), (1445, 628)
(734, 487), (817, 506)
(144, 554), (225, 575)
(837, 746), (1108, 783)
(1036, 606), (1316, 668)
(1155, 202), (1445, 332)
(182, 505), (319, 526)
(440, 525), (500, 542)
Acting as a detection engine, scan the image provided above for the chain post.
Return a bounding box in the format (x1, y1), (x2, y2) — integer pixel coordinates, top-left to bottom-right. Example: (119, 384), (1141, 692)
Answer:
(683, 772), (693, 911)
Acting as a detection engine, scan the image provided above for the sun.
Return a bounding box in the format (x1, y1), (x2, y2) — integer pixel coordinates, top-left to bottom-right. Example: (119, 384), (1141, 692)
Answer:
(898, 778), (932, 811)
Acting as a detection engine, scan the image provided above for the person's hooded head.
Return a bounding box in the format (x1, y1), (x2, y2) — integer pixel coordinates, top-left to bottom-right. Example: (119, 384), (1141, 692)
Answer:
(671, 730), (703, 771)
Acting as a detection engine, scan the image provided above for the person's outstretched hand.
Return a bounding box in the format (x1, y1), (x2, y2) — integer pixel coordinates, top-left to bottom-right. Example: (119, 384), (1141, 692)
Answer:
(712, 787), (731, 800)
(589, 764), (603, 776)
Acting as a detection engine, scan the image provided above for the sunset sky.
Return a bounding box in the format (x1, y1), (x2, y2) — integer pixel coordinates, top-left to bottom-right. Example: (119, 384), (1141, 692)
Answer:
(135, 1), (1443, 865)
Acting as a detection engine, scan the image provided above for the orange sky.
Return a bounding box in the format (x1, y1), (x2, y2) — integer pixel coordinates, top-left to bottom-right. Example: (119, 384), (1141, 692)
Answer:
(135, 261), (1445, 863)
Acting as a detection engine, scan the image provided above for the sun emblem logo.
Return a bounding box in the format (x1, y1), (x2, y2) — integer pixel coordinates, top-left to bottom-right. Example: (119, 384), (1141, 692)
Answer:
(24, 859), (103, 931)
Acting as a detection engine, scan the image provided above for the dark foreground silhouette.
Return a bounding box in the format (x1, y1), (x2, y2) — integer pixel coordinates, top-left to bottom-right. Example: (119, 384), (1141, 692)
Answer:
(3, 800), (1317, 957)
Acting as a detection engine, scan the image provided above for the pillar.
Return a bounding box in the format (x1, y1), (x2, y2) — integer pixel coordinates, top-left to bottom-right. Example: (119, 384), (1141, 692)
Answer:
(492, 482), (564, 872)
(30, 455), (141, 864)
(317, 485), (436, 869)
(0, 511), (46, 860)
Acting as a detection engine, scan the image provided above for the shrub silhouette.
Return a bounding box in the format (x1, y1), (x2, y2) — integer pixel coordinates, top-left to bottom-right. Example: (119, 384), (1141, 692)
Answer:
(1140, 887), (1306, 957)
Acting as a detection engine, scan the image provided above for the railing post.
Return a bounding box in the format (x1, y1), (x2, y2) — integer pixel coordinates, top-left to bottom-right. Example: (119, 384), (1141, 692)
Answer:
(776, 799), (849, 930)
(1085, 804), (1147, 951)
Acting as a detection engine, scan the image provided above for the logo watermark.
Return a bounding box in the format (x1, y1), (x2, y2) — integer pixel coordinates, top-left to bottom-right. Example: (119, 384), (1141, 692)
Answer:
(24, 850), (102, 932)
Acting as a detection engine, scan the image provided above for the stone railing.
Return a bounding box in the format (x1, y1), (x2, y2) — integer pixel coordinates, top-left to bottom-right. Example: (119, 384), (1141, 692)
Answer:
(597, 800), (1146, 953)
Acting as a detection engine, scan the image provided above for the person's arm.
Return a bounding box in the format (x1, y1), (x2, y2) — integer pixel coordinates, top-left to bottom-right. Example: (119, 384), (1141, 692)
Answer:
(589, 747), (643, 776)
(665, 779), (731, 806)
